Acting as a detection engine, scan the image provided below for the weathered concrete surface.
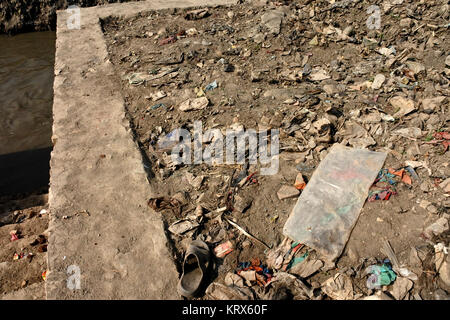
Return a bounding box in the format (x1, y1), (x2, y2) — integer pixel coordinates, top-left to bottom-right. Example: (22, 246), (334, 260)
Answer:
(48, 0), (235, 299)
(1, 283), (45, 300)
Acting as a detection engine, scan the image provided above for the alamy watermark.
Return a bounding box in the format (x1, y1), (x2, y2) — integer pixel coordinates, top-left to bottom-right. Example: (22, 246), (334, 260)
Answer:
(66, 5), (81, 30)
(366, 5), (381, 30)
(67, 265), (81, 290)
(158, 121), (279, 175)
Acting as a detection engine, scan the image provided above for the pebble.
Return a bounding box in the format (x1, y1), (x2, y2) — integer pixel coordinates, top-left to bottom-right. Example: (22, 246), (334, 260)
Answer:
(371, 74), (385, 90)
(427, 204), (438, 214)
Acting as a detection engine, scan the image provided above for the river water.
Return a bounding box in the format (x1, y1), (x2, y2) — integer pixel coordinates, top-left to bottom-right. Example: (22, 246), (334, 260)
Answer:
(0, 31), (55, 195)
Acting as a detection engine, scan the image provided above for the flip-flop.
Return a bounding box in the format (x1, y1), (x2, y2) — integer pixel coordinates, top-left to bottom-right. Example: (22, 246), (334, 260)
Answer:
(177, 239), (211, 298)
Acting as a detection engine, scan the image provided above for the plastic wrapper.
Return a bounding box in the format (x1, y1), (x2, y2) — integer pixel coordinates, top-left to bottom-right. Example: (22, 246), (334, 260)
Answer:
(283, 144), (387, 261)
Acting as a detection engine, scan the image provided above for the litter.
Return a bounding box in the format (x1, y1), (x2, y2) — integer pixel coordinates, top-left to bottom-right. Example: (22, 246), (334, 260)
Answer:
(266, 272), (315, 300)
(148, 196), (182, 216)
(367, 167), (414, 201)
(126, 73), (148, 85)
(293, 173), (306, 190)
(179, 97), (209, 111)
(148, 103), (165, 111)
(184, 8), (210, 21)
(194, 87), (205, 97)
(365, 262), (397, 289)
(205, 80), (218, 91)
(214, 240), (234, 258)
(13, 252), (33, 261)
(168, 219), (200, 235)
(10, 230), (19, 242)
(266, 238), (306, 271)
(321, 273), (354, 300)
(147, 91), (167, 101)
(429, 131), (450, 152)
(283, 144), (387, 261)
(178, 240), (211, 298)
(159, 36), (177, 45)
(225, 218), (270, 249)
(236, 258), (273, 286)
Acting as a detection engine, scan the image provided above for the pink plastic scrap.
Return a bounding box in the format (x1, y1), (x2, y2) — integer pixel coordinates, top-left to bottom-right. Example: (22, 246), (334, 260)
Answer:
(283, 144), (387, 261)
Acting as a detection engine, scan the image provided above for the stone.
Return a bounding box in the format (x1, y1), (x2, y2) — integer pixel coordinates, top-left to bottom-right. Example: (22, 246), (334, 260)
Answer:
(439, 178), (450, 193)
(371, 74), (385, 90)
(310, 68), (330, 81)
(277, 185), (300, 200)
(389, 96), (416, 117)
(399, 18), (412, 28)
(427, 205), (438, 214)
(250, 70), (262, 82)
(446, 55), (450, 67)
(424, 217), (449, 238)
(390, 277), (413, 300)
(323, 84), (338, 95)
(435, 244), (450, 287)
(419, 199), (431, 209)
(392, 127), (422, 139)
(234, 195), (252, 213)
(409, 247), (422, 268)
(261, 10), (284, 35)
(406, 61), (426, 75)
(421, 96), (446, 114)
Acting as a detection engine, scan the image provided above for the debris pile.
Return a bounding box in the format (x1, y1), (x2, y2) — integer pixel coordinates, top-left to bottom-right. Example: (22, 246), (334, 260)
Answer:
(103, 0), (450, 300)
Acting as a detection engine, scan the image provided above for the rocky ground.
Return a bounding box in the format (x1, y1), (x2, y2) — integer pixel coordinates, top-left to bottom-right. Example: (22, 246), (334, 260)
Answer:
(0, 192), (49, 299)
(0, 0), (142, 34)
(102, 0), (450, 300)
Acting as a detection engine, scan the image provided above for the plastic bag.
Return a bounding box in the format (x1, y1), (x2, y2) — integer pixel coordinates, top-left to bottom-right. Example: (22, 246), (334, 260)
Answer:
(283, 144), (387, 261)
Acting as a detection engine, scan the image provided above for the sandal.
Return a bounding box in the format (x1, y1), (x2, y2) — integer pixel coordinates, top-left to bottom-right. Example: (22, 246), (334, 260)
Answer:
(177, 239), (211, 298)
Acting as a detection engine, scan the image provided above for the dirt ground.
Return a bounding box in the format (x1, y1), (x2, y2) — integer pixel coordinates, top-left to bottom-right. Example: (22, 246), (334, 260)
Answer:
(103, 0), (449, 300)
(0, 192), (49, 299)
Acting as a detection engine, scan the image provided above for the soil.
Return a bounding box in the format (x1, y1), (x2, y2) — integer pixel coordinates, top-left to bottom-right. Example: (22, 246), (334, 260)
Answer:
(101, 0), (450, 300)
(103, 1), (450, 299)
(0, 192), (49, 299)
(0, 0), (142, 34)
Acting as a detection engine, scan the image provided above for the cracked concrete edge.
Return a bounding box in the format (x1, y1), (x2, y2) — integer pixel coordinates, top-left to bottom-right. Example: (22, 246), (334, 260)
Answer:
(47, 0), (236, 300)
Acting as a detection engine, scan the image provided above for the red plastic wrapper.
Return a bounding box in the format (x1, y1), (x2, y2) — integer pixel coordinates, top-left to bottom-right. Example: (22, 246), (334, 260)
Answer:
(214, 241), (234, 258)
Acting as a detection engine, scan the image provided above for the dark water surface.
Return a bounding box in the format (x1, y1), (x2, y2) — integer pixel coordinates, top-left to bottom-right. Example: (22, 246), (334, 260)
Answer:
(0, 31), (55, 195)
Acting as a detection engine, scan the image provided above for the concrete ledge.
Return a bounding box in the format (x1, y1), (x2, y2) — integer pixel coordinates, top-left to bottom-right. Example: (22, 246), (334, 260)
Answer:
(48, 0), (235, 299)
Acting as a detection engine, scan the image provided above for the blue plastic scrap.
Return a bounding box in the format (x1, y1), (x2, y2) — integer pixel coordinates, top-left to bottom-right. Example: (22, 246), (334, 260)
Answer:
(205, 80), (218, 91)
